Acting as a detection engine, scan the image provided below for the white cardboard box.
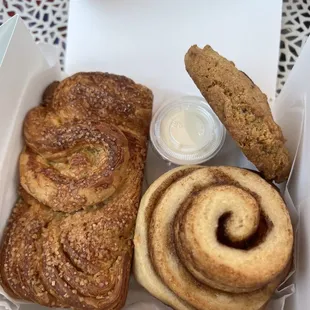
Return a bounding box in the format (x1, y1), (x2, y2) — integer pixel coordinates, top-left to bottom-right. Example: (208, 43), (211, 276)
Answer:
(0, 1), (309, 309)
(66, 0), (282, 99)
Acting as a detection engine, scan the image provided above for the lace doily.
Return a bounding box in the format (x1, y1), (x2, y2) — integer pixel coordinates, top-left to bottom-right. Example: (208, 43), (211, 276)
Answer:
(0, 0), (310, 92)
(0, 0), (68, 68)
(277, 0), (310, 93)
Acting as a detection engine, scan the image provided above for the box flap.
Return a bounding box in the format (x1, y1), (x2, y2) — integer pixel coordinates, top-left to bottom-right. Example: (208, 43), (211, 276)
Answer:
(0, 15), (50, 168)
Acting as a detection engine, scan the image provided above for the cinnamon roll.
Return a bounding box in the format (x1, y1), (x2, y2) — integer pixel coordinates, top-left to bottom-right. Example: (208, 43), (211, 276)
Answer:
(134, 166), (293, 310)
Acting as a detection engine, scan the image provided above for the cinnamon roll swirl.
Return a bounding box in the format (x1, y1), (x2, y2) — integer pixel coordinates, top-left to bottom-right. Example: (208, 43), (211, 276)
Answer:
(134, 166), (293, 310)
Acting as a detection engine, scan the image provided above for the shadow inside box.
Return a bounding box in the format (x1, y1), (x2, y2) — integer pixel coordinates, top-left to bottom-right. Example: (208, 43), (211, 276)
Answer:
(142, 131), (257, 191)
(203, 132), (256, 170)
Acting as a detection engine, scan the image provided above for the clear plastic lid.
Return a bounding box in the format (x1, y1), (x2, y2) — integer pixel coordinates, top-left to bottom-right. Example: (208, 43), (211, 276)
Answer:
(150, 96), (226, 165)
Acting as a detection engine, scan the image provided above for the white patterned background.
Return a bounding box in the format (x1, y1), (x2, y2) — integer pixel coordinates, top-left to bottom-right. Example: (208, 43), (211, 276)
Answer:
(0, 0), (310, 94)
(0, 0), (68, 67)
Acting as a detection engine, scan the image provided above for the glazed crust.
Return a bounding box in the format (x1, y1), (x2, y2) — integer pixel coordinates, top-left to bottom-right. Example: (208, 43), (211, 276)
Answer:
(185, 45), (291, 183)
(21, 72), (152, 212)
(0, 190), (66, 307)
(21, 120), (130, 213)
(0, 72), (153, 309)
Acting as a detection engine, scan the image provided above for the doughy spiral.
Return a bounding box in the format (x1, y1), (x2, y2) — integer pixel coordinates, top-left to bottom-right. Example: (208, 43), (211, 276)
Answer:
(134, 166), (293, 310)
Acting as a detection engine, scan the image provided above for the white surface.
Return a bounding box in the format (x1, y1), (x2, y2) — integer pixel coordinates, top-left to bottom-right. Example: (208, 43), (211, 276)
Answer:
(272, 36), (310, 310)
(0, 0), (69, 69)
(65, 0), (282, 99)
(0, 16), (50, 171)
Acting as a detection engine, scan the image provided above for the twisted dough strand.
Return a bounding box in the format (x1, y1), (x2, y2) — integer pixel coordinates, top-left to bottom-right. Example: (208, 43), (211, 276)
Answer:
(20, 72), (152, 213)
(0, 190), (65, 307)
(21, 120), (130, 212)
(0, 72), (153, 310)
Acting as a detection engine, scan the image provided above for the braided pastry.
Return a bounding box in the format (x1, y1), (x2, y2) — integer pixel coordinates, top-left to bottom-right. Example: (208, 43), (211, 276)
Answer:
(134, 166), (293, 310)
(21, 120), (129, 213)
(0, 189), (65, 307)
(21, 72), (152, 213)
(0, 72), (153, 309)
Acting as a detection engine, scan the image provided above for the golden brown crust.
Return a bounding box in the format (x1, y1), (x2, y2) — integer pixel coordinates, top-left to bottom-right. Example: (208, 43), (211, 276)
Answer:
(37, 131), (146, 309)
(0, 194), (66, 307)
(0, 199), (29, 300)
(51, 72), (153, 136)
(41, 81), (60, 107)
(134, 166), (293, 310)
(21, 120), (130, 212)
(0, 72), (153, 309)
(21, 72), (152, 212)
(1, 132), (146, 309)
(184, 45), (291, 183)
